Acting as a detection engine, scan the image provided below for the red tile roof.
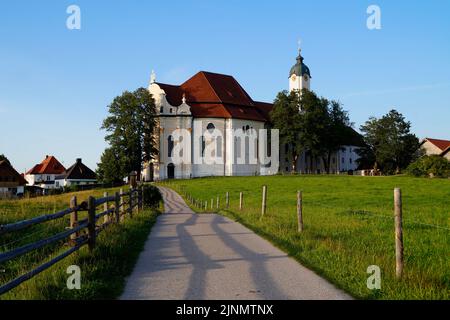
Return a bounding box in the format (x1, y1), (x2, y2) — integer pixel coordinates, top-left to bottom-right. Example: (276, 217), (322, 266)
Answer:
(155, 71), (272, 121)
(26, 156), (66, 175)
(423, 138), (450, 151)
(440, 145), (450, 156)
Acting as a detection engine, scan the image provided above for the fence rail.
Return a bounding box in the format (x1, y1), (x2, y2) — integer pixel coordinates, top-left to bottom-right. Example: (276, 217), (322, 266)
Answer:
(0, 186), (144, 296)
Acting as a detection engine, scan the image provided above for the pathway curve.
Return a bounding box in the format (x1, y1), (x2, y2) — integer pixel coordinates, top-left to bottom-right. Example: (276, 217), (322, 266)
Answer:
(120, 186), (352, 300)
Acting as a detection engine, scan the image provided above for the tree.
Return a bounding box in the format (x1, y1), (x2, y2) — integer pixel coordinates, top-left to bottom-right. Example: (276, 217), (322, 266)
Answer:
(0, 154), (10, 165)
(320, 101), (353, 173)
(96, 147), (125, 184)
(406, 155), (450, 178)
(100, 88), (158, 180)
(358, 110), (419, 174)
(270, 89), (353, 173)
(270, 90), (303, 172)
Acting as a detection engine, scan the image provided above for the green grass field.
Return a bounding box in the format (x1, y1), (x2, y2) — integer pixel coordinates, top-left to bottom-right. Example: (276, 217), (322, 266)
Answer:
(0, 188), (159, 300)
(163, 175), (450, 300)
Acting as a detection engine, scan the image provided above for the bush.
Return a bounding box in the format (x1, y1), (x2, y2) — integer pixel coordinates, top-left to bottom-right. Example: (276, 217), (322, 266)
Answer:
(406, 155), (450, 178)
(143, 185), (163, 208)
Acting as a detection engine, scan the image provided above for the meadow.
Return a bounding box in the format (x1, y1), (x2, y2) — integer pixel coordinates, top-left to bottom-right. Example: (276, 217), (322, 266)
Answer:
(164, 175), (450, 300)
(0, 187), (159, 299)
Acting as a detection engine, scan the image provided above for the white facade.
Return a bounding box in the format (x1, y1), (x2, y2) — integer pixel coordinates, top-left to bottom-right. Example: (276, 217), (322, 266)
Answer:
(25, 174), (59, 188)
(54, 179), (97, 189)
(144, 82), (269, 181)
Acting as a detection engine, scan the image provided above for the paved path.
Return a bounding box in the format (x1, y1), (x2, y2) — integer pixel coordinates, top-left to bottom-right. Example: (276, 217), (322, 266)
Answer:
(120, 187), (352, 300)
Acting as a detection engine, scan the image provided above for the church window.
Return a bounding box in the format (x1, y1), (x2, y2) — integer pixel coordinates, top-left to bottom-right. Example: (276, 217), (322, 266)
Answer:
(342, 157), (345, 163)
(160, 107), (163, 113)
(168, 135), (174, 157)
(207, 123), (215, 133)
(349, 158), (353, 164)
(216, 136), (222, 157)
(169, 108), (173, 114)
(201, 136), (205, 157)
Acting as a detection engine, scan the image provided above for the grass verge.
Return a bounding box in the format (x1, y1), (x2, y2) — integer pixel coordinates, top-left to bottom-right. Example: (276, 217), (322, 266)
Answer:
(161, 175), (449, 300)
(1, 189), (159, 300)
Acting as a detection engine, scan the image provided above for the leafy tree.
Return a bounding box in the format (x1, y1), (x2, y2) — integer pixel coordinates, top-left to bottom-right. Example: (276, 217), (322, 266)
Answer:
(406, 155), (450, 178)
(100, 88), (158, 180)
(297, 90), (330, 173)
(358, 110), (419, 174)
(320, 101), (353, 173)
(0, 154), (10, 165)
(270, 89), (353, 173)
(96, 147), (125, 184)
(270, 90), (303, 172)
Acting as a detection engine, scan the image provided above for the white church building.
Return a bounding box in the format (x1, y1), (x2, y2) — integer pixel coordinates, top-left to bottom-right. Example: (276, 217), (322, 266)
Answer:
(143, 50), (362, 180)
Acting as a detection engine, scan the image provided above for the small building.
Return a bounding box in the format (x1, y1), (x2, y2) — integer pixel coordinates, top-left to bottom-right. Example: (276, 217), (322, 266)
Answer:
(0, 160), (27, 197)
(420, 138), (450, 157)
(55, 158), (97, 188)
(25, 155), (66, 191)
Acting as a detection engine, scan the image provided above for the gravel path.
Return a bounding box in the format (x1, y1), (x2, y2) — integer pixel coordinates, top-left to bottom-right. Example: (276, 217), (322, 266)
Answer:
(120, 186), (352, 300)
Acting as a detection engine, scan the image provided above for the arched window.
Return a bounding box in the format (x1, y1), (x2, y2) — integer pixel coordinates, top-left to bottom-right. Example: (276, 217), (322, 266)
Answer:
(216, 136), (222, 157)
(200, 136), (205, 157)
(168, 135), (174, 157)
(207, 123), (215, 133)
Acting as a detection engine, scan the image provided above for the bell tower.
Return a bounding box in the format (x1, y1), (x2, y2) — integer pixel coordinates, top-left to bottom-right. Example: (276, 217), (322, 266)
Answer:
(289, 48), (311, 92)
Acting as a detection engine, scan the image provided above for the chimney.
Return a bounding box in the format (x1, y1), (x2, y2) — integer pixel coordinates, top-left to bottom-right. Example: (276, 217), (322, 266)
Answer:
(76, 158), (82, 164)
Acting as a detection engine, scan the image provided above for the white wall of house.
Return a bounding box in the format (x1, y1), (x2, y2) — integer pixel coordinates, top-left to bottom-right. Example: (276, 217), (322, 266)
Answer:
(55, 179), (97, 188)
(0, 186), (24, 195)
(337, 146), (360, 172)
(421, 140), (443, 156)
(25, 174), (59, 187)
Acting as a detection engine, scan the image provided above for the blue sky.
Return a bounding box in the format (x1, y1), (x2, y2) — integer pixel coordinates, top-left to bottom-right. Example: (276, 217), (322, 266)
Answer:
(1, 0), (449, 172)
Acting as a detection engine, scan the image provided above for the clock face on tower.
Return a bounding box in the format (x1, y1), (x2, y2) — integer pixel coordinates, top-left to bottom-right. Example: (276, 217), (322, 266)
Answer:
(303, 75), (308, 82)
(291, 74), (297, 81)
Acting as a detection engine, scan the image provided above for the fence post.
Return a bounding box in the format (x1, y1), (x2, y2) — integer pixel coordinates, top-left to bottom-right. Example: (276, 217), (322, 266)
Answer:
(216, 196), (220, 210)
(87, 196), (96, 252)
(204, 201), (207, 211)
(119, 188), (125, 221)
(239, 192), (243, 210)
(394, 188), (404, 279)
(297, 191), (303, 232)
(139, 185), (144, 210)
(226, 192), (229, 209)
(103, 192), (109, 224)
(261, 185), (267, 216)
(129, 188), (133, 218)
(114, 192), (120, 223)
(211, 198), (214, 210)
(69, 196), (78, 244)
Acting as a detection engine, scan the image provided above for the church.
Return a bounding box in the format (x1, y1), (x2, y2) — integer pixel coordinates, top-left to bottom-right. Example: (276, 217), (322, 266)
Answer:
(143, 50), (362, 181)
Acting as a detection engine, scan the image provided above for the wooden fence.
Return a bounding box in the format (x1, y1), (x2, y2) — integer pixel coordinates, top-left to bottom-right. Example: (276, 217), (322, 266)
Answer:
(174, 183), (407, 279)
(0, 186), (144, 295)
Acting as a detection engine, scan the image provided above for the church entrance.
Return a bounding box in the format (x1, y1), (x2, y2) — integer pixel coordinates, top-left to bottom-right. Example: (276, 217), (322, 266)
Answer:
(167, 163), (175, 179)
(149, 163), (154, 182)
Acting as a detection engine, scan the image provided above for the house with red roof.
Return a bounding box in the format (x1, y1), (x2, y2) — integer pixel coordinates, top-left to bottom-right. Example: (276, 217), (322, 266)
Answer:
(143, 49), (363, 180)
(25, 155), (66, 190)
(420, 138), (450, 159)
